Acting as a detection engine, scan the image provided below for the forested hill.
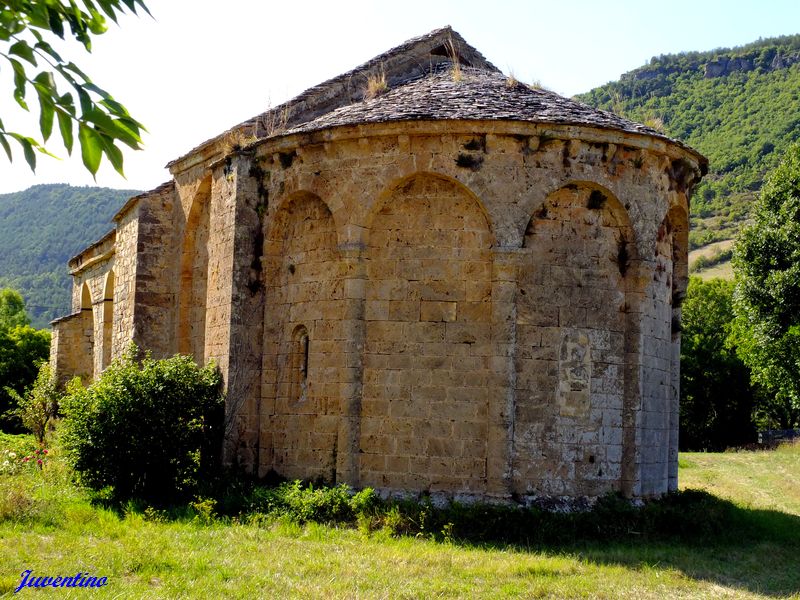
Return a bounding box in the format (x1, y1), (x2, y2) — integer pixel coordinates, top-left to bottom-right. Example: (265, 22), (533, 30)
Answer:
(576, 34), (800, 270)
(0, 184), (137, 328)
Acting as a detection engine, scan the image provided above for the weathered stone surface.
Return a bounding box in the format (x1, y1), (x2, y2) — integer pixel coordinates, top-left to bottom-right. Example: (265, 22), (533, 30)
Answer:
(50, 28), (706, 501)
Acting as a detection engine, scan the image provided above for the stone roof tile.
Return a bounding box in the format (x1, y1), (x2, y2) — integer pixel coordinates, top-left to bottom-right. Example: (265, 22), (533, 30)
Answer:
(168, 27), (705, 170)
(284, 65), (699, 159)
(168, 26), (497, 168)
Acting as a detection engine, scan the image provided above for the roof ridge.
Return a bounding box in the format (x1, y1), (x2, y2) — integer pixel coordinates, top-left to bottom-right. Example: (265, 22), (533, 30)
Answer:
(167, 27), (500, 170)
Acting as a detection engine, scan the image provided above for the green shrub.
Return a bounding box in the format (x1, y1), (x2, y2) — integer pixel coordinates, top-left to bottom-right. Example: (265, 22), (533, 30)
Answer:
(60, 348), (224, 505)
(5, 362), (60, 445)
(228, 480), (738, 545)
(245, 481), (379, 525)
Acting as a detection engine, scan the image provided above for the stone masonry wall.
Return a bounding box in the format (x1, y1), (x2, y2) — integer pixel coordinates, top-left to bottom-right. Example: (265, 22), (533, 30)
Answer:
(262, 192), (344, 481)
(512, 183), (633, 497)
(362, 174), (494, 493)
(173, 169), (213, 365)
(50, 311), (93, 384)
(55, 118), (698, 499)
(208, 120), (703, 499)
(112, 206), (139, 360)
(130, 184), (180, 358)
(54, 27), (704, 500)
(55, 232), (116, 383)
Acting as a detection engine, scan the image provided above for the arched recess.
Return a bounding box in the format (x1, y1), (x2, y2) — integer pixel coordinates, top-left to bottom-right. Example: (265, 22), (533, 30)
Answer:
(262, 191), (343, 483)
(513, 182), (638, 497)
(363, 171), (497, 248)
(655, 201), (689, 492)
(178, 177), (211, 362)
(101, 271), (115, 370)
(662, 202), (689, 309)
(362, 172), (494, 493)
(80, 282), (94, 381)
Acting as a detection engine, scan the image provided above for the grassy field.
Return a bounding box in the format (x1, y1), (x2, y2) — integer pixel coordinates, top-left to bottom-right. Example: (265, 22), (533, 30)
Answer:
(693, 260), (734, 280)
(0, 435), (798, 599)
(689, 239), (734, 264)
(680, 444), (800, 515)
(689, 239), (735, 280)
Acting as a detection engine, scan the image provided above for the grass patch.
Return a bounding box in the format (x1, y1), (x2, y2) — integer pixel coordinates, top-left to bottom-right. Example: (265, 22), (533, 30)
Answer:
(0, 434), (798, 598)
(694, 260), (734, 280)
(680, 442), (800, 514)
(364, 68), (388, 100)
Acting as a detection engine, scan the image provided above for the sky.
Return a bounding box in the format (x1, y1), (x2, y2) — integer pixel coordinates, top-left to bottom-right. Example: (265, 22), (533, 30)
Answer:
(1, 0), (799, 194)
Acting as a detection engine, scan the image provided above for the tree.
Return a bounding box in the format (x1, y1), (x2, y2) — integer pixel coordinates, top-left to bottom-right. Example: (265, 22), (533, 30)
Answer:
(680, 277), (757, 450)
(0, 289), (50, 431)
(0, 288), (29, 329)
(6, 362), (59, 445)
(732, 141), (800, 430)
(0, 1), (148, 175)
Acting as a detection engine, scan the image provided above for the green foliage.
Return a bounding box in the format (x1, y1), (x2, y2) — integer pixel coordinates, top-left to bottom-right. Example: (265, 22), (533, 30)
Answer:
(0, 325), (50, 433)
(5, 362), (59, 445)
(190, 497), (217, 526)
(0, 0), (149, 175)
(0, 431), (36, 475)
(0, 184), (136, 328)
(236, 481), (744, 546)
(680, 278), (758, 449)
(0, 433), (84, 527)
(691, 248), (733, 272)
(60, 348), (225, 505)
(0, 432), (798, 597)
(577, 35), (800, 246)
(732, 141), (800, 429)
(0, 290), (48, 428)
(246, 481), (379, 525)
(0, 289), (29, 329)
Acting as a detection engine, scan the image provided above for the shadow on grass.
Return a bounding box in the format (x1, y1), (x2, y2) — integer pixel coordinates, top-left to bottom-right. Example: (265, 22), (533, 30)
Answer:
(559, 503), (799, 597)
(17, 473), (795, 598)
(179, 481), (800, 596)
(434, 492), (800, 597)
(206, 481), (800, 596)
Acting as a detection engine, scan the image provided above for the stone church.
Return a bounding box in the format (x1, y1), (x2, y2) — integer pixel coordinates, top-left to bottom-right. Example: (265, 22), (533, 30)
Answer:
(51, 27), (706, 500)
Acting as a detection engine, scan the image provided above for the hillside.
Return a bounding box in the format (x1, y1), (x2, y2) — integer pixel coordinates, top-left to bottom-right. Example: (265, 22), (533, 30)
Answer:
(577, 34), (800, 277)
(0, 185), (137, 328)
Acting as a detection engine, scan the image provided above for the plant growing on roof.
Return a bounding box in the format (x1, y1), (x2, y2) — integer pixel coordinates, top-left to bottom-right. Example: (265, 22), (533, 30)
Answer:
(365, 68), (388, 100)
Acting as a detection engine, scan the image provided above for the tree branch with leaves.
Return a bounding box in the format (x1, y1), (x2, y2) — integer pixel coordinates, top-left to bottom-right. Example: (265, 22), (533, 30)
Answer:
(0, 0), (149, 175)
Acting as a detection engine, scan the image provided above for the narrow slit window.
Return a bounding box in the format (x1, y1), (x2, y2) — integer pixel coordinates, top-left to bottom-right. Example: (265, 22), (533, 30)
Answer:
(301, 333), (309, 380)
(290, 325), (309, 402)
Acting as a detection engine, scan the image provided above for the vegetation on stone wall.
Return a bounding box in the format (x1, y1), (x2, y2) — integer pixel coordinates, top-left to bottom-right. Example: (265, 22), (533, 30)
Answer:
(0, 184), (135, 328)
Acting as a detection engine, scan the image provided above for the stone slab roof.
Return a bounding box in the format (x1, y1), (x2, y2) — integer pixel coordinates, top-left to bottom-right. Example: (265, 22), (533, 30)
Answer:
(169, 26), (496, 169)
(286, 64), (672, 140)
(68, 228), (115, 268)
(168, 27), (706, 171)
